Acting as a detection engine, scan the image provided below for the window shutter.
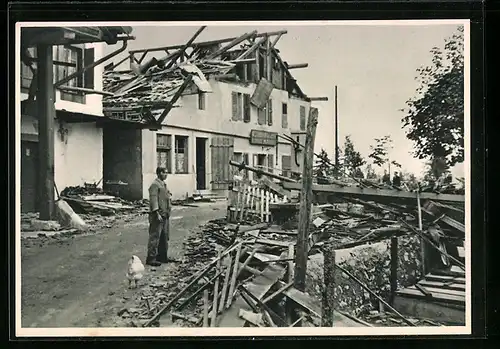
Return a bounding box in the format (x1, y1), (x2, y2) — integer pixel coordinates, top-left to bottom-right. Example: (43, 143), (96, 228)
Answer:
(282, 155), (291, 177)
(243, 94), (251, 123)
(84, 48), (95, 89)
(267, 154), (274, 173)
(231, 92), (239, 120)
(267, 100), (273, 126)
(300, 106), (306, 131)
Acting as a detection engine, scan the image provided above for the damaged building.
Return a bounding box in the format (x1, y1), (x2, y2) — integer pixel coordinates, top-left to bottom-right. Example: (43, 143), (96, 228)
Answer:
(102, 28), (317, 202)
(19, 26), (134, 213)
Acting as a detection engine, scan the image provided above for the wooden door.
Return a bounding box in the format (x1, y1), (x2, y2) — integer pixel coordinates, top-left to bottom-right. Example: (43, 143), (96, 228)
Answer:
(21, 141), (38, 213)
(210, 136), (234, 190)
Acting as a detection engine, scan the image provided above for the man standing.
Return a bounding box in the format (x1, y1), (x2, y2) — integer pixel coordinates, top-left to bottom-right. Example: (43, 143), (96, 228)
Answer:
(392, 171), (402, 187)
(147, 167), (172, 267)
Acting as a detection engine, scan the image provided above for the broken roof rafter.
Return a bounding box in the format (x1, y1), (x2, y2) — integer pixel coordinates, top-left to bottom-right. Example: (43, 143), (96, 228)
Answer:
(128, 29), (288, 55)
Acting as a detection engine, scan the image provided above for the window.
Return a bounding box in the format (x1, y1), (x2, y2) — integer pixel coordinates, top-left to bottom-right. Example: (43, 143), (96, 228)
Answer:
(21, 47), (37, 92)
(281, 155), (292, 178)
(267, 100), (273, 126)
(232, 92), (251, 122)
(282, 103), (288, 128)
(198, 92), (206, 110)
(54, 45), (86, 104)
(300, 106), (306, 131)
(267, 154), (274, 174)
(231, 92), (242, 121)
(156, 134), (172, 173)
(243, 94), (251, 122)
(232, 152), (249, 178)
(175, 136), (189, 174)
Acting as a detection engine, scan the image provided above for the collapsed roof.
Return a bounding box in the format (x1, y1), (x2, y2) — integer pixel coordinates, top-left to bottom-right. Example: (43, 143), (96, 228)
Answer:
(102, 28), (311, 128)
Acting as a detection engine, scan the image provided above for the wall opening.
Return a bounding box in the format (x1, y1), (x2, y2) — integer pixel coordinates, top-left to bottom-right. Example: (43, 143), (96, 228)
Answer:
(103, 126), (143, 201)
(196, 137), (207, 190)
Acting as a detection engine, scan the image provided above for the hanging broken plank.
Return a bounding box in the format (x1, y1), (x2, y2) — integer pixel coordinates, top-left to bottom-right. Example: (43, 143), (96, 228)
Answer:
(250, 78), (274, 108)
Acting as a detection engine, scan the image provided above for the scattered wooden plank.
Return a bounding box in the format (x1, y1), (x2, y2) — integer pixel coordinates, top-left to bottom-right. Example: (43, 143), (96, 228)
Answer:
(237, 247), (259, 276)
(263, 281), (294, 304)
(415, 283), (433, 297)
(238, 309), (264, 327)
(143, 241), (241, 327)
(170, 311), (199, 324)
(396, 288), (465, 305)
(226, 243), (243, 309)
(175, 270), (224, 311)
(426, 274), (465, 284)
(218, 256), (233, 314)
(211, 250), (222, 327)
(253, 252), (280, 263)
(217, 253), (287, 327)
(261, 228), (298, 235)
(418, 280), (465, 291)
(283, 286), (321, 318)
(256, 238), (294, 248)
(239, 285), (287, 326)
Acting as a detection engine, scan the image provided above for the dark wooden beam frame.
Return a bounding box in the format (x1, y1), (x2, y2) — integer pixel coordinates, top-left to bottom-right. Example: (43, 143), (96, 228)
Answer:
(282, 182), (465, 203)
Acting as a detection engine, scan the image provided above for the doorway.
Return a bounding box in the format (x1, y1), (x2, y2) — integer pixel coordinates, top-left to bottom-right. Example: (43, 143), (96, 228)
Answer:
(196, 137), (207, 190)
(21, 141), (39, 213)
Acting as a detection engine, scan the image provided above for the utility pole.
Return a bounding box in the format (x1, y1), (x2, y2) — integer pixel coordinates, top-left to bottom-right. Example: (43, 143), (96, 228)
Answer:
(37, 44), (56, 220)
(334, 85), (339, 177)
(294, 107), (319, 292)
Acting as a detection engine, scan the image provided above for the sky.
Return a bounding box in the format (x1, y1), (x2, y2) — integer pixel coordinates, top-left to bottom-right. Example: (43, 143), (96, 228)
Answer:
(104, 22), (465, 179)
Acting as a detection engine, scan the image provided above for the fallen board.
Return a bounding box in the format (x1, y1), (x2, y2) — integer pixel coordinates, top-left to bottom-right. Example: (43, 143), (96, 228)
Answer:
(282, 285), (367, 327)
(281, 182), (465, 203)
(216, 254), (287, 327)
(417, 280), (466, 292)
(426, 274), (465, 284)
(393, 295), (465, 325)
(396, 287), (465, 305)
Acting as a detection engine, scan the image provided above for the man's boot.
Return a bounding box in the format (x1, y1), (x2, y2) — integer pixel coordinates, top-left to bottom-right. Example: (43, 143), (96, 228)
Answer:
(146, 258), (161, 267)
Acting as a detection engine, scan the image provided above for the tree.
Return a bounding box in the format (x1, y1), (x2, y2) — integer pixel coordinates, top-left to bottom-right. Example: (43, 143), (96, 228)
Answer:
(343, 135), (366, 177)
(315, 148), (332, 179)
(401, 26), (464, 168)
(368, 135), (401, 176)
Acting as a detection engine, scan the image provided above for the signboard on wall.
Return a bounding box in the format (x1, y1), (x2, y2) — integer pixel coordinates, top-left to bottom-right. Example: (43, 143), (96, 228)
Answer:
(249, 130), (278, 147)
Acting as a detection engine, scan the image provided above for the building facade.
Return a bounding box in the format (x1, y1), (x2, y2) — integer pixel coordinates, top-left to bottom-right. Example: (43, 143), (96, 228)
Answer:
(20, 43), (106, 212)
(140, 50), (312, 201)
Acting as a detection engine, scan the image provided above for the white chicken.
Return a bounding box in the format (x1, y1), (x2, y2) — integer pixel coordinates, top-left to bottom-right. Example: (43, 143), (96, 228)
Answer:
(126, 255), (145, 289)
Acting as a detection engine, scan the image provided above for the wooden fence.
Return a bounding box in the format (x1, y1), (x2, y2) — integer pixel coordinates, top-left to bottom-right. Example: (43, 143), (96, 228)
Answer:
(227, 177), (288, 223)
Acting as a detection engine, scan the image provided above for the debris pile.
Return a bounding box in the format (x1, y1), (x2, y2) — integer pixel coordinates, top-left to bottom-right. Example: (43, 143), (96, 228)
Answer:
(60, 185), (149, 216)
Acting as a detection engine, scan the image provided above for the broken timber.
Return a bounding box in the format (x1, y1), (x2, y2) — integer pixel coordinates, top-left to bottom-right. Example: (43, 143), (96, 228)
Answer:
(282, 182), (465, 203)
(229, 160), (298, 183)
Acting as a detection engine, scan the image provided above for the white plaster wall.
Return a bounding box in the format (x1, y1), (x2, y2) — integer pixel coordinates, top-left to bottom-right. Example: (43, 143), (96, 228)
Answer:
(20, 115), (103, 192)
(53, 121), (103, 191)
(142, 128), (212, 201)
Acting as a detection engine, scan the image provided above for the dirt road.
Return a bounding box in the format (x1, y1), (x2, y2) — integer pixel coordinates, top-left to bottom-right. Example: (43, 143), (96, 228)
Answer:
(20, 201), (227, 328)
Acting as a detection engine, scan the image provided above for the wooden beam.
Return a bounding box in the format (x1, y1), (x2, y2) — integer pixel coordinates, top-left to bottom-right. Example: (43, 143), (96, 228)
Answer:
(321, 241), (336, 327)
(237, 36), (267, 60)
(390, 236), (398, 305)
(165, 25), (206, 69)
(37, 44), (56, 220)
(128, 30), (288, 54)
(56, 85), (115, 96)
(270, 33), (284, 49)
(229, 160), (298, 183)
(156, 74), (193, 125)
(294, 107), (319, 292)
(206, 30), (258, 60)
(281, 182), (465, 203)
(308, 97), (329, 102)
(287, 63), (308, 69)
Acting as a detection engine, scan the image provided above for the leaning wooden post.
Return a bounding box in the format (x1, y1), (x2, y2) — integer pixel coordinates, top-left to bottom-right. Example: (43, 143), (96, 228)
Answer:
(294, 107), (319, 292)
(321, 241), (336, 327)
(416, 187), (426, 276)
(390, 236), (398, 305)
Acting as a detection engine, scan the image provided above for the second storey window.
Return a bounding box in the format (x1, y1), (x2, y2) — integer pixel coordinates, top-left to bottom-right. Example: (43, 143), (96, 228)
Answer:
(175, 135), (189, 174)
(231, 92), (251, 123)
(300, 105), (306, 131)
(198, 92), (206, 110)
(156, 134), (172, 173)
(54, 45), (86, 104)
(281, 102), (288, 128)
